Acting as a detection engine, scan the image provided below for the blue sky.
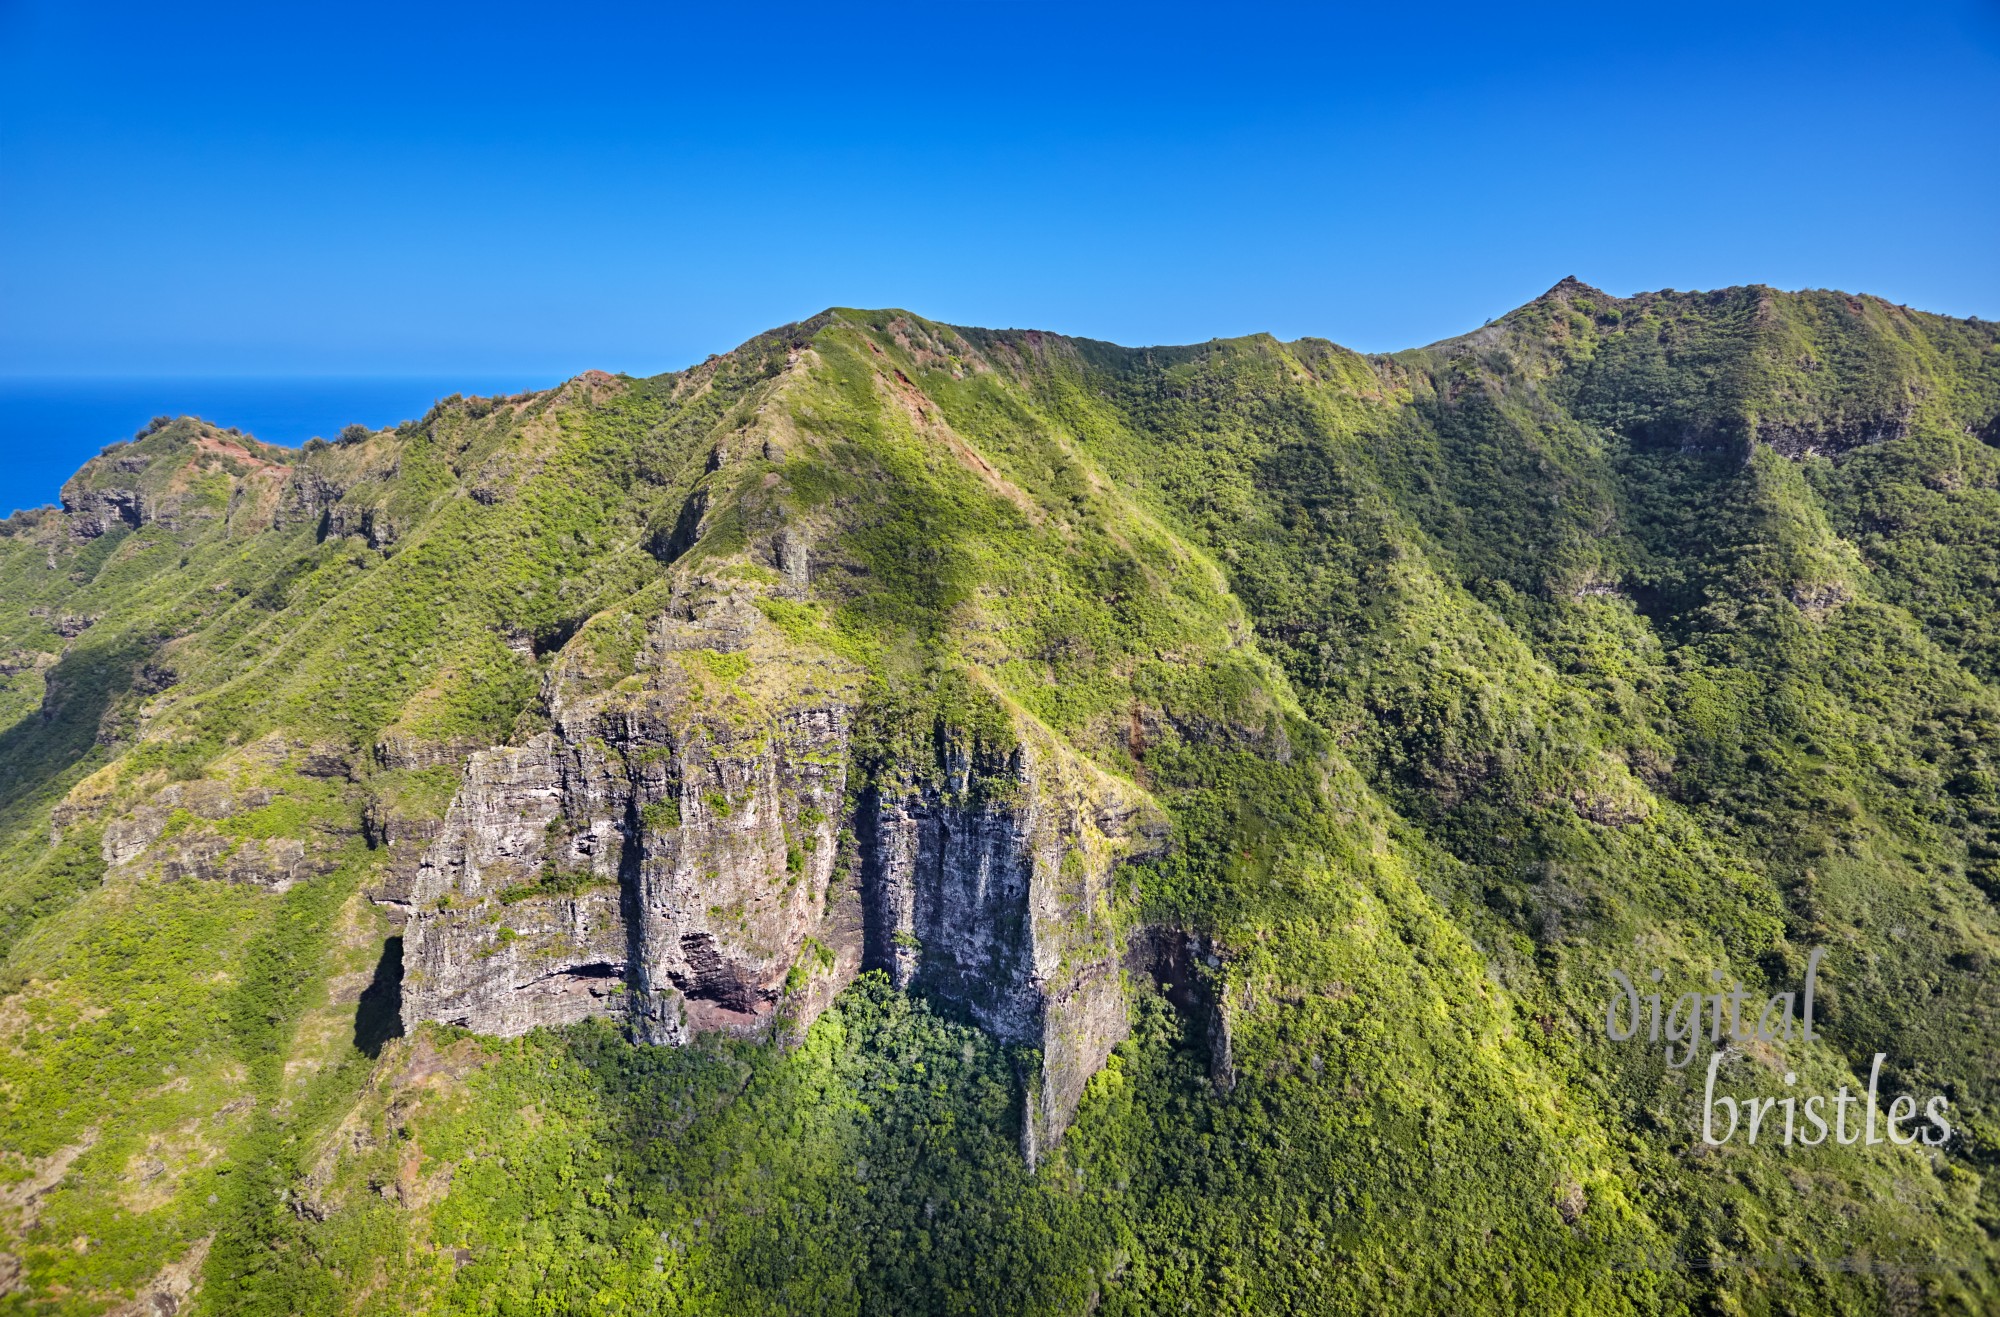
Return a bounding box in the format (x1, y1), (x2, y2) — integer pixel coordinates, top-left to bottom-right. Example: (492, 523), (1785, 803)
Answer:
(2, 0), (1996, 377)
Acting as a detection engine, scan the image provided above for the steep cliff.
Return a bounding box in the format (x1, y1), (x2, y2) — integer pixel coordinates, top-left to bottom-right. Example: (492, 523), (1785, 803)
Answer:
(396, 559), (1172, 1150)
(859, 721), (1168, 1155)
(399, 577), (862, 1046)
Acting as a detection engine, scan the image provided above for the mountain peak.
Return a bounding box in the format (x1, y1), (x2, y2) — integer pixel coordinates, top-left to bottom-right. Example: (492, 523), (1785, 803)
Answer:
(1540, 275), (1612, 303)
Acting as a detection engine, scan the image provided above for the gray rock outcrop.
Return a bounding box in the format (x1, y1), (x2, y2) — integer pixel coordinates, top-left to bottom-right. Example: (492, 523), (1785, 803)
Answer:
(59, 484), (142, 540)
(400, 584), (857, 1043)
(397, 584), (1173, 1155)
(92, 780), (323, 890)
(862, 724), (1165, 1156)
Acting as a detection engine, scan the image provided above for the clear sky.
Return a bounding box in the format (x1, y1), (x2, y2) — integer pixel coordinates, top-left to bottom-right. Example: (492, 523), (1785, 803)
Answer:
(2, 0), (1996, 377)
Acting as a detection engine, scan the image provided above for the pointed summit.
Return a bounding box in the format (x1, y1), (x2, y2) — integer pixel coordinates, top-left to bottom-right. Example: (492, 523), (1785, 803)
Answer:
(1541, 275), (1612, 303)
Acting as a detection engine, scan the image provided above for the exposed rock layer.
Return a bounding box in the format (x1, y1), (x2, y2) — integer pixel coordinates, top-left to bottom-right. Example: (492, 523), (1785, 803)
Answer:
(396, 599), (1169, 1152)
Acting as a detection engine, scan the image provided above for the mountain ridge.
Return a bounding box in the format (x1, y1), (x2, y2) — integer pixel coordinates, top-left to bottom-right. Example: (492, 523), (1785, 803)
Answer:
(1, 284), (1997, 1314)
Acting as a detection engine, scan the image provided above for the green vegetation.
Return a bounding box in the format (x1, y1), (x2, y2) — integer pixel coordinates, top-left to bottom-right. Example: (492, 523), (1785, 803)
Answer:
(1, 285), (1997, 1313)
(498, 868), (617, 904)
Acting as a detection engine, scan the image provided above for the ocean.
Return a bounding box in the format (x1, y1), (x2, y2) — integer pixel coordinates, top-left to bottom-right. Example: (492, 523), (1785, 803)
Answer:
(0, 376), (556, 517)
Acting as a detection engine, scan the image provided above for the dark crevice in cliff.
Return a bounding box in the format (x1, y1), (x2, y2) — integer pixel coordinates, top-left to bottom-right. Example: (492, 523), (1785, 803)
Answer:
(1125, 927), (1233, 1092)
(530, 615), (586, 658)
(649, 486), (709, 566)
(854, 781), (899, 979)
(617, 794), (649, 1022)
(1125, 927), (1201, 1014)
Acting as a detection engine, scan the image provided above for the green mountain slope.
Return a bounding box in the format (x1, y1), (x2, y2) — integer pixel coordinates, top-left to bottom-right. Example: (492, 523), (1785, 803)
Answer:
(1, 283), (1997, 1315)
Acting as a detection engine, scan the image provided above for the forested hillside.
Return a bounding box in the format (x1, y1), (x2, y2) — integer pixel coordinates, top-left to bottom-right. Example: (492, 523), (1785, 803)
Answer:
(2, 280), (1997, 1315)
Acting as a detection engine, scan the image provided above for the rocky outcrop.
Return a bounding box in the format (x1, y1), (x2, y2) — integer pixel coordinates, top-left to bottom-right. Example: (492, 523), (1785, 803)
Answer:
(399, 688), (852, 1040)
(401, 590), (857, 1044)
(156, 834), (314, 889)
(96, 780), (325, 892)
(0, 650), (55, 680)
(374, 734), (488, 772)
(398, 586), (1174, 1156)
(862, 725), (1166, 1159)
(1123, 927), (1235, 1093)
(326, 504), (398, 549)
(1759, 410), (1912, 459)
(59, 484), (142, 540)
(273, 465), (344, 531)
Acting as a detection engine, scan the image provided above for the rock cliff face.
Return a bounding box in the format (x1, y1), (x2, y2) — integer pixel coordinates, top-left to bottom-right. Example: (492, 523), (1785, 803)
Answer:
(91, 779), (324, 891)
(59, 483), (143, 540)
(861, 728), (1165, 1156)
(399, 606), (854, 1044)
(398, 583), (1170, 1153)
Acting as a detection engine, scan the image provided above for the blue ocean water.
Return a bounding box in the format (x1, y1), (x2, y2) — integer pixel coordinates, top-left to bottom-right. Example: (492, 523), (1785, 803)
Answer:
(0, 376), (556, 517)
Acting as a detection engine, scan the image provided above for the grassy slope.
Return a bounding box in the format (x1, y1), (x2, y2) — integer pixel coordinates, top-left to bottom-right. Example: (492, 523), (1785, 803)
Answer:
(967, 284), (2000, 1307)
(0, 288), (1994, 1314)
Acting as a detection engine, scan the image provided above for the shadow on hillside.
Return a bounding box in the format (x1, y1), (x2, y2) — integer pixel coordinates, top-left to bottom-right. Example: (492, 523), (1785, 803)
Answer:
(354, 936), (405, 1058)
(0, 632), (150, 840)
